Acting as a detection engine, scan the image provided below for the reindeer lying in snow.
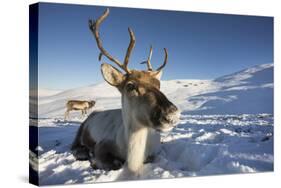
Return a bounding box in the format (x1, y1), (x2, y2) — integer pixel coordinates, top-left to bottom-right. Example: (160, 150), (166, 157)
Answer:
(64, 100), (96, 120)
(71, 8), (180, 176)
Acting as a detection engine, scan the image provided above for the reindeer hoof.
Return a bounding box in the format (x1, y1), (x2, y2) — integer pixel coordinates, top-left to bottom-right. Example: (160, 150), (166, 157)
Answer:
(90, 162), (99, 170)
(144, 155), (155, 164)
(112, 159), (124, 170)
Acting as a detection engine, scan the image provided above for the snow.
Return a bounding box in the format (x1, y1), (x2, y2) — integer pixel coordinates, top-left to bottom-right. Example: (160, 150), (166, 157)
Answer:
(30, 63), (273, 185)
(30, 88), (62, 97)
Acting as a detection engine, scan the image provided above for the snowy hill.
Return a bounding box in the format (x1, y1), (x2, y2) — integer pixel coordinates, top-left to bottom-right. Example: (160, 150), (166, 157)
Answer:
(187, 63), (273, 114)
(38, 63), (273, 118)
(30, 63), (274, 185)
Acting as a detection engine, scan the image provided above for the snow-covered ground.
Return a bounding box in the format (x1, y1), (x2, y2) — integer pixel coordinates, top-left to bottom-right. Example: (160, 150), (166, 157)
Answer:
(30, 63), (274, 185)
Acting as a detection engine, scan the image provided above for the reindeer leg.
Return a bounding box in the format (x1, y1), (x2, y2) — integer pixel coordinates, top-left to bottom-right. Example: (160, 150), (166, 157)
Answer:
(80, 110), (84, 119)
(71, 122), (91, 160)
(94, 140), (125, 170)
(72, 146), (90, 161)
(64, 110), (69, 121)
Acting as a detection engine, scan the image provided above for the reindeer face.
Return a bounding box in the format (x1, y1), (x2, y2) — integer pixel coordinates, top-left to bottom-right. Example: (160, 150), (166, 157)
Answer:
(89, 101), (96, 108)
(101, 64), (180, 132)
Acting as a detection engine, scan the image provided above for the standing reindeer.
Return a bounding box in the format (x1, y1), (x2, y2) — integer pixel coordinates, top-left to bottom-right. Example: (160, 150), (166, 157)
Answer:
(64, 100), (96, 120)
(71, 8), (180, 176)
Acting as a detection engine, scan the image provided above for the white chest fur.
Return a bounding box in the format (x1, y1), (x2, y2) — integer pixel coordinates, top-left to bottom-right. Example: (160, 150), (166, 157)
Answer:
(84, 109), (161, 160)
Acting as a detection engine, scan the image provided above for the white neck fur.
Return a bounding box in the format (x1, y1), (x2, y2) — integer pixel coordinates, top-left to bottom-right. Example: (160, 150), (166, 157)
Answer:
(121, 95), (149, 175)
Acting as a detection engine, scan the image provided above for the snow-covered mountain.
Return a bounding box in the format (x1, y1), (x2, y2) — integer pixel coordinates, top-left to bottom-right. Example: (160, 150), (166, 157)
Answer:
(37, 63), (273, 118)
(30, 63), (274, 185)
(187, 63), (273, 114)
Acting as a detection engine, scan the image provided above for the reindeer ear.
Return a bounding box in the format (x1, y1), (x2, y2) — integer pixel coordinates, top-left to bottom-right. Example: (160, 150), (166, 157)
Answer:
(151, 70), (163, 80)
(101, 63), (125, 86)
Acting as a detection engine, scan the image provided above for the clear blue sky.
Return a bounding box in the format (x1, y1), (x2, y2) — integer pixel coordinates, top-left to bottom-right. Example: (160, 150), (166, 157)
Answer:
(36, 3), (273, 90)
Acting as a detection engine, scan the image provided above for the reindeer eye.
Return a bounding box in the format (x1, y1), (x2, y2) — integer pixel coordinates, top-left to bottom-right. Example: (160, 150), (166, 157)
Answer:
(126, 83), (136, 92)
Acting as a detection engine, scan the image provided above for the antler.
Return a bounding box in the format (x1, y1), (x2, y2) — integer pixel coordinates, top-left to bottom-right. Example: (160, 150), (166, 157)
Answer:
(89, 8), (135, 73)
(156, 48), (168, 71)
(123, 28), (136, 72)
(141, 46), (168, 72)
(146, 45), (153, 71)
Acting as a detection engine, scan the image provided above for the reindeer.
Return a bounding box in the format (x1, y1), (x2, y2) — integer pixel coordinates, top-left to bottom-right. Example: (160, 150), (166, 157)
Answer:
(64, 100), (96, 120)
(71, 8), (180, 177)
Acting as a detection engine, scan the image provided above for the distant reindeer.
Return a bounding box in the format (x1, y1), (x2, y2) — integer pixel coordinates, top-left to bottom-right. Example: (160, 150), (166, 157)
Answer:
(64, 100), (96, 120)
(71, 8), (180, 177)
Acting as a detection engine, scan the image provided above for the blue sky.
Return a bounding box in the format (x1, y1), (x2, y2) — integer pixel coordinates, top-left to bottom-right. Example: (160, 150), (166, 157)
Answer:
(36, 3), (273, 90)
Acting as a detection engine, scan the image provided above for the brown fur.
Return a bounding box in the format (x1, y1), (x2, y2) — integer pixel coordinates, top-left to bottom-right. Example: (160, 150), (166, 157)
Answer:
(125, 71), (160, 89)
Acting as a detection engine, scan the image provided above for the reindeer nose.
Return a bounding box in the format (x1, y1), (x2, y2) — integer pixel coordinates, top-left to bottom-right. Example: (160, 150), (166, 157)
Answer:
(162, 104), (180, 125)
